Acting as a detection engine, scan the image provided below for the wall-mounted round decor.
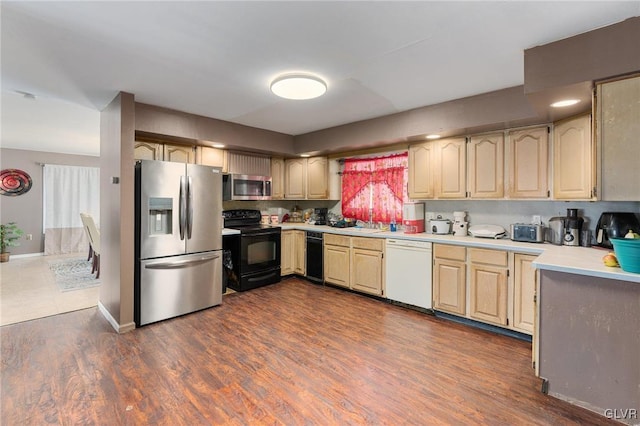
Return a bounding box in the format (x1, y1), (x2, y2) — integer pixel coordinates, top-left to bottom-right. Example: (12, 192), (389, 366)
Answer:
(0, 169), (33, 196)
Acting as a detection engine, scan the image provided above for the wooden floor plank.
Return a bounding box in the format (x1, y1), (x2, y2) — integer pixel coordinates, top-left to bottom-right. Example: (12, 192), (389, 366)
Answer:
(1, 278), (615, 425)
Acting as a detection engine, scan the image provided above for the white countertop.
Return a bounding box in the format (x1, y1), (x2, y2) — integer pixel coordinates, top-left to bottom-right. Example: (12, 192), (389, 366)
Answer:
(279, 222), (640, 283)
(222, 228), (241, 236)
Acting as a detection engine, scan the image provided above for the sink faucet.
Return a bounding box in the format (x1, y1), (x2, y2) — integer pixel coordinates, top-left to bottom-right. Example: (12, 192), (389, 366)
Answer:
(368, 208), (374, 228)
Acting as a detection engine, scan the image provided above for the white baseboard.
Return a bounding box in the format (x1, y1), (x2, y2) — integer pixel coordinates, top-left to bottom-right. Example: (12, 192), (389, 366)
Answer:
(98, 301), (136, 334)
(11, 252), (44, 259)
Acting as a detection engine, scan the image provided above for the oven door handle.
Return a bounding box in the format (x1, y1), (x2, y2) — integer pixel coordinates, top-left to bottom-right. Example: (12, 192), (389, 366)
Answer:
(145, 253), (220, 270)
(243, 231), (280, 237)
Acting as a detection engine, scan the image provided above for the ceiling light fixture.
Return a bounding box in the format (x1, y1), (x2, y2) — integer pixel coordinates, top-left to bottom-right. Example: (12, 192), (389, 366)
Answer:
(300, 154), (311, 158)
(551, 99), (580, 108)
(212, 143), (225, 148)
(426, 134), (441, 140)
(270, 73), (327, 100)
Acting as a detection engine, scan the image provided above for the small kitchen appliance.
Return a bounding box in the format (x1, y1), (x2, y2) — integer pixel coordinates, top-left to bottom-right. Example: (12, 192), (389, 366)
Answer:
(468, 224), (506, 239)
(402, 203), (425, 233)
(313, 208), (328, 225)
(452, 211), (468, 236)
(595, 212), (640, 249)
(510, 224), (545, 243)
(563, 208), (584, 246)
(546, 216), (565, 245)
(430, 215), (452, 234)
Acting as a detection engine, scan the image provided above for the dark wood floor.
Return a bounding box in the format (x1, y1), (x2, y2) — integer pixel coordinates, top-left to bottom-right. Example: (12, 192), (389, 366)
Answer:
(1, 278), (615, 425)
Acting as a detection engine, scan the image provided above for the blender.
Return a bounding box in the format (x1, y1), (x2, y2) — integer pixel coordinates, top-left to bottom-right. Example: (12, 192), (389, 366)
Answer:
(563, 208), (583, 246)
(453, 211), (468, 236)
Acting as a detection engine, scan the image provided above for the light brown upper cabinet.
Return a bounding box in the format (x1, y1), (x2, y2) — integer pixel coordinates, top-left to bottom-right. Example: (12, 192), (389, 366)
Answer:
(197, 146), (227, 171)
(553, 114), (594, 200)
(506, 126), (549, 198)
(596, 74), (640, 201)
(134, 141), (163, 161)
(408, 141), (436, 199)
(284, 157), (328, 199)
(271, 157), (285, 200)
(284, 158), (307, 199)
(163, 144), (196, 164)
(468, 133), (504, 198)
(435, 137), (467, 199)
(306, 156), (329, 199)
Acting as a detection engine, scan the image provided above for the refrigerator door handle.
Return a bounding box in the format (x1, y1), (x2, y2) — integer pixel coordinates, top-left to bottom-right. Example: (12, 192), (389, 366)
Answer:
(144, 252), (220, 270)
(187, 176), (193, 239)
(179, 176), (187, 240)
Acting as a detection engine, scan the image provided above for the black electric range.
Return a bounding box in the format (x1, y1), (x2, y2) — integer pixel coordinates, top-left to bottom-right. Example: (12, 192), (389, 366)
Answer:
(222, 210), (281, 291)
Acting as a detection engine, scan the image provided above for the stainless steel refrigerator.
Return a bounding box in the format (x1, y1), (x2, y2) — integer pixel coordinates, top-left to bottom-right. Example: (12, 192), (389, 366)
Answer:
(134, 160), (223, 326)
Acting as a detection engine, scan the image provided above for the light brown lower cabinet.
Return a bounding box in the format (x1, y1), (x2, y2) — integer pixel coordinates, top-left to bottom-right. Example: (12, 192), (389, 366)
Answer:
(351, 237), (384, 296)
(433, 244), (466, 315)
(513, 254), (537, 334)
(281, 230), (305, 276)
(324, 234), (384, 296)
(468, 248), (508, 326)
(432, 244), (535, 336)
(323, 234), (351, 288)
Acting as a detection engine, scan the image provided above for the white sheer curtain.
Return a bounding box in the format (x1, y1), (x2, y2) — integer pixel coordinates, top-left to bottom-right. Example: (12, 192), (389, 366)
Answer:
(43, 165), (100, 255)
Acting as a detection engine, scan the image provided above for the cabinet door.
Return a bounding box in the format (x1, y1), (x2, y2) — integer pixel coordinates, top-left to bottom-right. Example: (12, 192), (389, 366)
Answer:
(436, 138), (467, 198)
(197, 146), (226, 170)
(271, 157), (285, 200)
(164, 144), (196, 164)
(553, 114), (593, 199)
(280, 231), (294, 276)
(513, 254), (536, 334)
(468, 133), (504, 198)
(351, 248), (383, 296)
(134, 142), (163, 161)
(307, 157), (328, 199)
(507, 127), (549, 198)
(433, 258), (466, 315)
(285, 158), (307, 199)
(408, 142), (435, 199)
(324, 244), (350, 288)
(597, 75), (640, 201)
(469, 263), (508, 326)
(294, 230), (306, 275)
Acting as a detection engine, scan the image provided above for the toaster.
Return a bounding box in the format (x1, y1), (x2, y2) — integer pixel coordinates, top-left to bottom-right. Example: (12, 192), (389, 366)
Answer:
(510, 223), (545, 243)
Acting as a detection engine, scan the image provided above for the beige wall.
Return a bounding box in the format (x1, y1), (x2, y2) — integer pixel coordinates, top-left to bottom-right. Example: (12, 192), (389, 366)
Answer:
(99, 92), (135, 332)
(0, 148), (99, 255)
(135, 103), (295, 155)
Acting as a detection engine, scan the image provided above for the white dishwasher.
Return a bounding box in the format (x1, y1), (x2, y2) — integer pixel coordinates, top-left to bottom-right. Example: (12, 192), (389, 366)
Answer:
(385, 239), (433, 309)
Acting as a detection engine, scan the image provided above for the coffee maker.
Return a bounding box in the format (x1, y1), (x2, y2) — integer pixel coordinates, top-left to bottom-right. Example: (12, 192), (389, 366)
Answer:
(313, 208), (328, 226)
(563, 208), (583, 246)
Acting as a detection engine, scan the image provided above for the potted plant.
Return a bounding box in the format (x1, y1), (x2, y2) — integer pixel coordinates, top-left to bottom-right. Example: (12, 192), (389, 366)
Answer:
(0, 222), (24, 262)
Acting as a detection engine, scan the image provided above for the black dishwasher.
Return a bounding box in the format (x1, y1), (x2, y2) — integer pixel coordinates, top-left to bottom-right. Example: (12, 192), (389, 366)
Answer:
(306, 231), (323, 283)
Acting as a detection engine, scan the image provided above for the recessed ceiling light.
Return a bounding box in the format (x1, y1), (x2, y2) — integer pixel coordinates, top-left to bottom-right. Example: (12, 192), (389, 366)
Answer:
(551, 99), (580, 108)
(270, 73), (327, 100)
(212, 143), (225, 149)
(300, 154), (311, 158)
(426, 134), (441, 140)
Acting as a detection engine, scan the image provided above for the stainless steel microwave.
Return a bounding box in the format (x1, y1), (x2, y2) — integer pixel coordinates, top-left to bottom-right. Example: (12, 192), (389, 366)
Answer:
(222, 174), (272, 201)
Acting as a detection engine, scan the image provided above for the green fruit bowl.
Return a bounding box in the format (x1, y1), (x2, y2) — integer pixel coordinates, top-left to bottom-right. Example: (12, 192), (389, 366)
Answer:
(610, 238), (640, 273)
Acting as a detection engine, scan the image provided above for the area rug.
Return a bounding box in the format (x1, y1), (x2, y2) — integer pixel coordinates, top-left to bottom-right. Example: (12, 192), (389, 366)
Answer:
(48, 258), (101, 292)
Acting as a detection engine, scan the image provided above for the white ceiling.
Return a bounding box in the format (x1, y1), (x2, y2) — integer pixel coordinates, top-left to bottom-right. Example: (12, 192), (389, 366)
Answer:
(1, 1), (639, 156)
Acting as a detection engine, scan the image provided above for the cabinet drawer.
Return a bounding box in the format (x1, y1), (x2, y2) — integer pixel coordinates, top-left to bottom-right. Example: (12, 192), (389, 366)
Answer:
(324, 233), (350, 247)
(469, 248), (508, 266)
(434, 244), (466, 261)
(352, 236), (384, 251)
